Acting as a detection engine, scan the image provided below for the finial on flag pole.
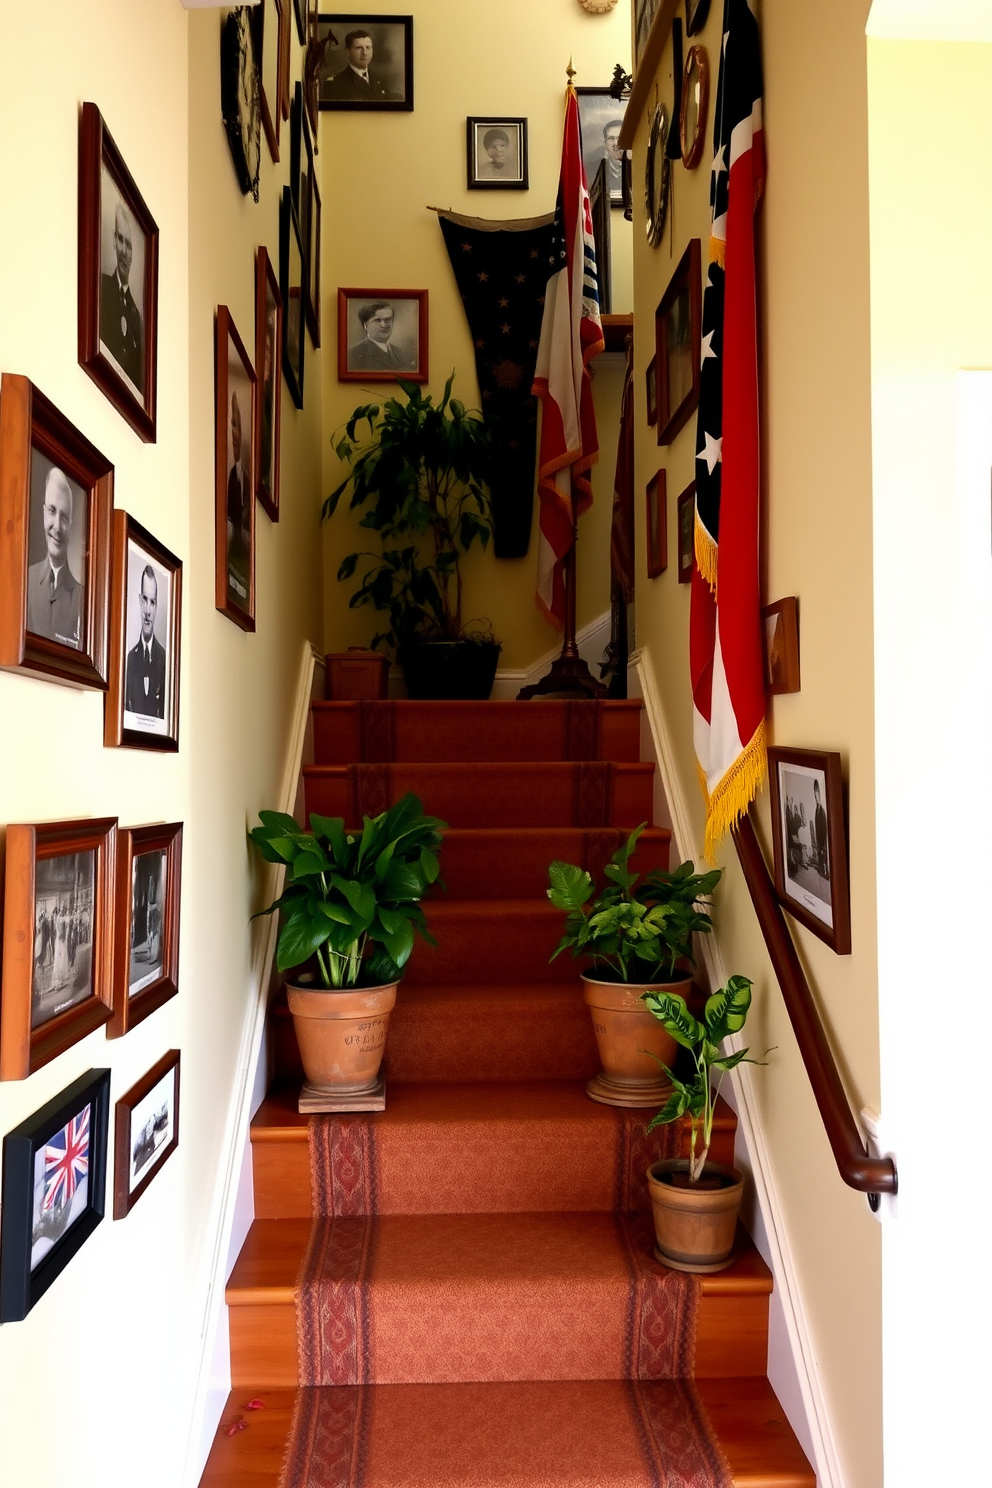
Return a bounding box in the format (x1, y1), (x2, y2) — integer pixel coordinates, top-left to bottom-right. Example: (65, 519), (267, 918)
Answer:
(566, 56), (576, 86)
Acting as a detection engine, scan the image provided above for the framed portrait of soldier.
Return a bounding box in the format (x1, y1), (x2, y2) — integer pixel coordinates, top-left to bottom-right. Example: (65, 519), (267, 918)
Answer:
(114, 1052), (180, 1220)
(576, 90), (629, 207)
(255, 247), (283, 520)
(466, 117), (528, 190)
(215, 306), (257, 632)
(104, 511), (182, 750)
(0, 819), (117, 1082)
(109, 824), (183, 1038)
(316, 15), (414, 111)
(0, 375), (112, 690)
(337, 287), (428, 383)
(78, 103), (159, 443)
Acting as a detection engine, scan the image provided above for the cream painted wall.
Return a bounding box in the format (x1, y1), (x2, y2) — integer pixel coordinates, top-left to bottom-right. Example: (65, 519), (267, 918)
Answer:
(319, 0), (632, 670)
(630, 3), (882, 1484)
(0, 5), (323, 1485)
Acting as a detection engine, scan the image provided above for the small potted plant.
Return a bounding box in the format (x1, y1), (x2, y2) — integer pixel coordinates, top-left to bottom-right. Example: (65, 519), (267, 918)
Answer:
(323, 375), (501, 700)
(547, 826), (722, 1108)
(642, 975), (763, 1272)
(249, 792), (445, 1108)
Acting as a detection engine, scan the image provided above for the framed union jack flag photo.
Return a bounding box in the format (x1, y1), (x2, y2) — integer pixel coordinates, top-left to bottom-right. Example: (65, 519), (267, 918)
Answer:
(0, 1068), (110, 1322)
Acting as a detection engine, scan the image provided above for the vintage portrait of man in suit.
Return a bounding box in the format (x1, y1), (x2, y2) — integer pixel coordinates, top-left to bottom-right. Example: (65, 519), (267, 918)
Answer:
(318, 19), (410, 108)
(98, 170), (145, 393)
(124, 560), (168, 726)
(25, 456), (87, 651)
(348, 299), (417, 373)
(323, 28), (392, 101)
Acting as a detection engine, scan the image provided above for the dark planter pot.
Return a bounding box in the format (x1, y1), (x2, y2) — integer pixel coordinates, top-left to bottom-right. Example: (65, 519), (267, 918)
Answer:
(399, 639), (501, 700)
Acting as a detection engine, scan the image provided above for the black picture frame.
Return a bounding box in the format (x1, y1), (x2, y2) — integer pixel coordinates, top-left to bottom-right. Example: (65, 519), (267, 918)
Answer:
(466, 117), (529, 191)
(290, 80), (305, 219)
(685, 0), (712, 37)
(575, 88), (629, 208)
(0, 1069), (110, 1323)
(316, 15), (414, 111)
(304, 125), (322, 347)
(280, 187), (306, 409)
(767, 748), (852, 955)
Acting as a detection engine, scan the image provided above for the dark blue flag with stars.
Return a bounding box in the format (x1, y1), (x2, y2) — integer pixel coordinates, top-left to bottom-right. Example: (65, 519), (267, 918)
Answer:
(437, 208), (555, 559)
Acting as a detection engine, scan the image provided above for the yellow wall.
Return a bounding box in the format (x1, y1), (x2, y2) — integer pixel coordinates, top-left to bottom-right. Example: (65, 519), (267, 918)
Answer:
(0, 5), (323, 1484)
(319, 0), (632, 670)
(630, 3), (881, 1483)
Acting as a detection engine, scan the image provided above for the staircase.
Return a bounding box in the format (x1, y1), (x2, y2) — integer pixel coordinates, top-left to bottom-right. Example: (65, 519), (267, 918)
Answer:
(200, 699), (814, 1487)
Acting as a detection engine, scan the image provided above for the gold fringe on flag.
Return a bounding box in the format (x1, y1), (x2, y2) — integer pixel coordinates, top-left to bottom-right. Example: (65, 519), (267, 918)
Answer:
(708, 235), (726, 271)
(694, 513), (719, 593)
(702, 719), (767, 862)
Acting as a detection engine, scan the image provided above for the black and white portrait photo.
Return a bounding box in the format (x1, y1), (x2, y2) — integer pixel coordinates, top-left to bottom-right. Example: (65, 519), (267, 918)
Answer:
(338, 288), (427, 382)
(778, 761), (833, 929)
(226, 338), (254, 610)
(128, 1063), (175, 1191)
(98, 165), (147, 397)
(576, 91), (629, 206)
(25, 450), (88, 652)
(31, 852), (96, 1031)
(467, 117), (528, 190)
(129, 850), (166, 998)
(123, 537), (172, 737)
(317, 17), (414, 110)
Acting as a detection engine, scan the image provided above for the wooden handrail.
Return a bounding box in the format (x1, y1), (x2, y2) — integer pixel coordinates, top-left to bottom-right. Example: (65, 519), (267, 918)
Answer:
(732, 812), (897, 1197)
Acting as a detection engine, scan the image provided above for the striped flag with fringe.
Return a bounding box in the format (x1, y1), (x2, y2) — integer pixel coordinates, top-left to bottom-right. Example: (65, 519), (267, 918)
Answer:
(690, 0), (766, 858)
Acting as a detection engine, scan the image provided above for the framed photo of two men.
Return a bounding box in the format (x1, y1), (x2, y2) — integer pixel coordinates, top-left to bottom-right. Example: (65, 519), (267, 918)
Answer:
(316, 15), (414, 111)
(104, 511), (182, 751)
(78, 102), (159, 443)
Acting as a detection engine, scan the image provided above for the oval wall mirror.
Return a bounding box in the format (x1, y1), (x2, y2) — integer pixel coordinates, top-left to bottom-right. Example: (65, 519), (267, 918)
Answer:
(680, 46), (709, 171)
(644, 104), (671, 248)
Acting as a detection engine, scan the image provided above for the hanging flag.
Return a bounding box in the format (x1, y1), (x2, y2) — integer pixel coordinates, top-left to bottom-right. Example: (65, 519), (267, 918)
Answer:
(43, 1108), (90, 1211)
(532, 87), (604, 628)
(690, 0), (766, 859)
(436, 209), (555, 559)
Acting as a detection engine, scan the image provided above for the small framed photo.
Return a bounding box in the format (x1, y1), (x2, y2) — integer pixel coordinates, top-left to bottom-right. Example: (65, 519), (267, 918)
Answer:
(110, 824), (182, 1038)
(768, 747), (851, 955)
(338, 288), (428, 382)
(215, 306), (257, 632)
(763, 596), (801, 695)
(253, 0), (285, 163)
(656, 238), (702, 446)
(255, 248), (283, 521)
(685, 0), (713, 37)
(677, 482), (695, 583)
(0, 375), (112, 690)
(78, 103), (159, 442)
(467, 117), (528, 190)
(105, 512), (182, 750)
(114, 1051), (180, 1220)
(645, 356), (658, 425)
(575, 89), (629, 207)
(317, 16), (414, 111)
(0, 1069), (110, 1322)
(280, 187), (306, 409)
(646, 472), (667, 579)
(0, 820), (117, 1081)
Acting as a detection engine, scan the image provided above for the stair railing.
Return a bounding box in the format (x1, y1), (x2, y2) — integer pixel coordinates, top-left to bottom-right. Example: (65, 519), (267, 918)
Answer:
(732, 812), (897, 1203)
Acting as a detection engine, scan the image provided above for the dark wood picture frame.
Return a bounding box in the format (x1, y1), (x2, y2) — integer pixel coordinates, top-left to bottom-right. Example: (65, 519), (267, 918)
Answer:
(0, 819), (117, 1081)
(0, 375), (113, 690)
(105, 511), (182, 750)
(78, 103), (159, 443)
(656, 238), (701, 445)
(293, 0), (307, 45)
(279, 187), (306, 409)
(279, 0), (293, 121)
(256, 248), (283, 520)
(306, 146), (322, 348)
(646, 472), (667, 579)
(685, 0), (712, 37)
(114, 1051), (180, 1220)
(337, 287), (428, 383)
(316, 14), (414, 112)
(215, 306), (257, 632)
(0, 1068), (110, 1323)
(768, 747), (851, 955)
(253, 0), (284, 163)
(109, 825), (182, 1038)
(466, 116), (529, 191)
(290, 81), (305, 219)
(645, 356), (658, 425)
(762, 596), (801, 695)
(677, 481), (695, 583)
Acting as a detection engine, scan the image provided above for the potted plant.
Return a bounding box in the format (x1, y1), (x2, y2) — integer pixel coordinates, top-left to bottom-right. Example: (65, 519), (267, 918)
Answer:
(249, 792), (445, 1107)
(547, 826), (722, 1108)
(641, 975), (763, 1272)
(323, 375), (501, 700)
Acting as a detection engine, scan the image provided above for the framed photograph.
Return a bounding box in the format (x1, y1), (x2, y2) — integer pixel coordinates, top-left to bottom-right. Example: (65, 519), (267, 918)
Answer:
(114, 1052), (180, 1220)
(0, 1069), (110, 1322)
(656, 238), (702, 445)
(576, 90), (629, 207)
(763, 596), (801, 695)
(306, 149), (322, 348)
(646, 472), (667, 579)
(634, 0), (662, 63)
(279, 0), (293, 121)
(280, 188), (306, 409)
(466, 117), (528, 190)
(215, 306), (257, 632)
(677, 481), (695, 583)
(588, 159), (612, 314)
(293, 0), (307, 44)
(105, 512), (182, 750)
(252, 0), (284, 163)
(0, 375), (112, 690)
(109, 825), (182, 1038)
(316, 15), (414, 111)
(0, 820), (116, 1081)
(290, 81), (305, 219)
(768, 747), (851, 955)
(685, 0), (713, 37)
(78, 103), (159, 443)
(255, 248), (283, 521)
(645, 356), (657, 425)
(338, 288), (428, 383)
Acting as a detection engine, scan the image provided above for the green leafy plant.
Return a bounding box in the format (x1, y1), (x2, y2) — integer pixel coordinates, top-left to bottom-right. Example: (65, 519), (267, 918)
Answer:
(642, 976), (765, 1182)
(322, 375), (497, 655)
(547, 825), (722, 984)
(249, 793), (446, 989)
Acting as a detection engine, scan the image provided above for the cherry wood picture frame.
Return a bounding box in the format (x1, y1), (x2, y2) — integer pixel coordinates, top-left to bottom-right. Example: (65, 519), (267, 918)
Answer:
(646, 471), (667, 578)
(645, 355), (658, 425)
(215, 305), (257, 631)
(337, 287), (428, 383)
(0, 374), (113, 690)
(0, 819), (117, 1081)
(762, 596), (801, 695)
(255, 248), (283, 521)
(78, 103), (159, 442)
(113, 1051), (180, 1219)
(768, 747), (851, 955)
(253, 0), (285, 164)
(656, 238), (701, 445)
(104, 511), (182, 750)
(677, 481), (695, 583)
(108, 823), (182, 1039)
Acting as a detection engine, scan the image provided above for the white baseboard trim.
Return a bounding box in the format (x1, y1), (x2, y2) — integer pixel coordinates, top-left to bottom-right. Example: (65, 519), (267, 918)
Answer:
(630, 645), (844, 1488)
(181, 640), (324, 1488)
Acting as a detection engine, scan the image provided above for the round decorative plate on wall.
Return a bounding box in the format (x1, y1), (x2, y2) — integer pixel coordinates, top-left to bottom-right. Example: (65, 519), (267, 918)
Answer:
(221, 8), (261, 202)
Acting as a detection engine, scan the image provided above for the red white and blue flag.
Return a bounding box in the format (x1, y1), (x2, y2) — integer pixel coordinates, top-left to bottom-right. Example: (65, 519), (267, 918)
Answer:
(532, 86), (604, 628)
(43, 1107), (90, 1211)
(690, 0), (766, 858)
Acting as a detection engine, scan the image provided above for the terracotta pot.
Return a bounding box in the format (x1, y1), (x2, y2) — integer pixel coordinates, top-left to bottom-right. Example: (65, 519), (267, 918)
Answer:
(325, 649), (389, 701)
(285, 977), (398, 1093)
(646, 1158), (744, 1273)
(581, 972), (685, 1108)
